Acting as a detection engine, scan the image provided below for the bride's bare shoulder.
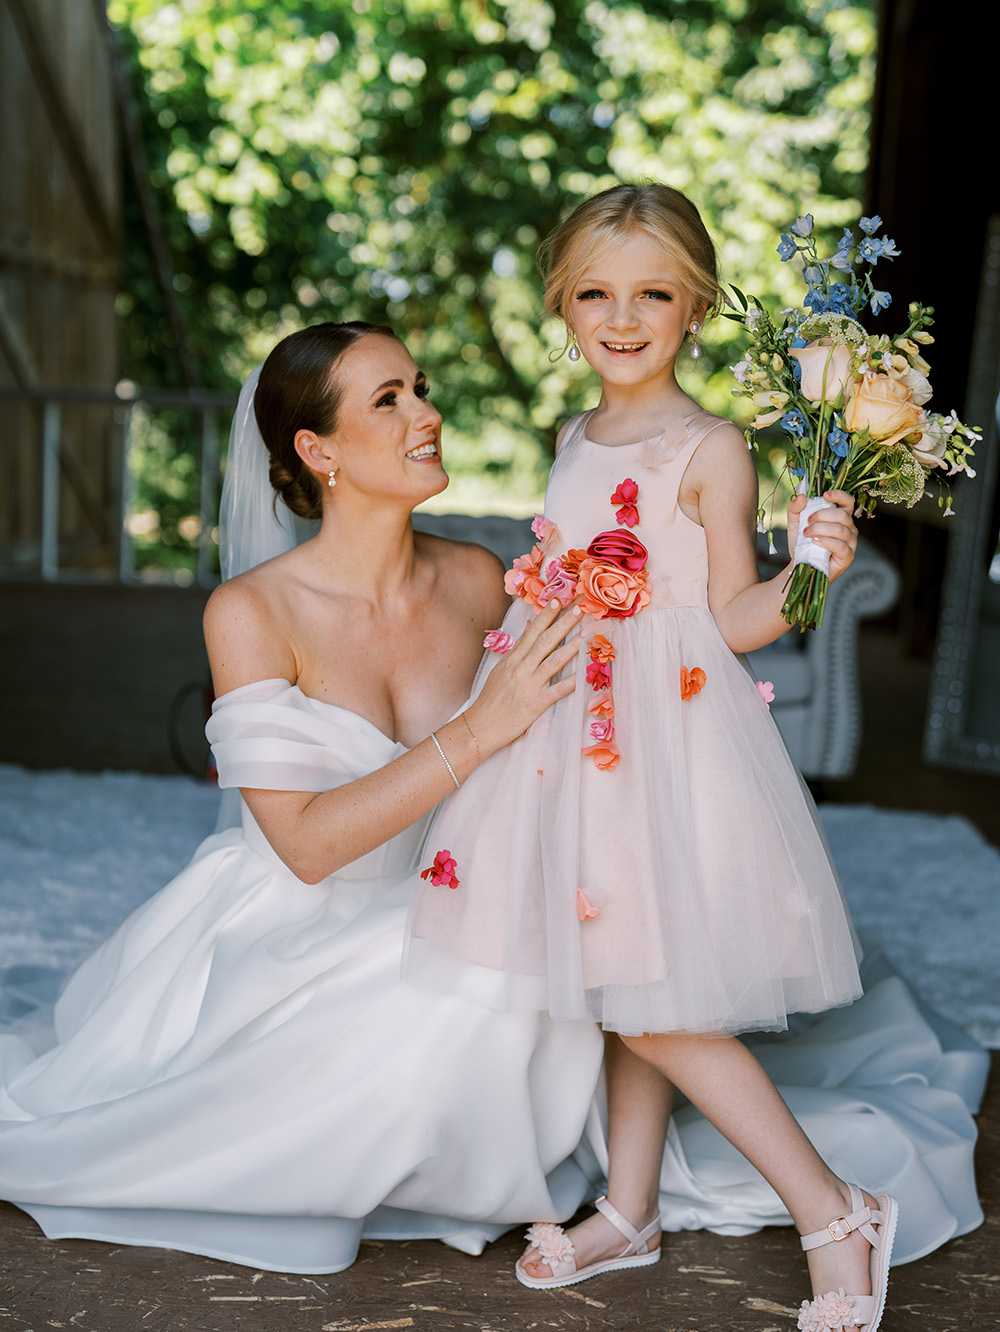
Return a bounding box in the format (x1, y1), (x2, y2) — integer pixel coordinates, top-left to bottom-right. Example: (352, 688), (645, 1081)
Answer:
(204, 560), (297, 693)
(415, 529), (509, 622)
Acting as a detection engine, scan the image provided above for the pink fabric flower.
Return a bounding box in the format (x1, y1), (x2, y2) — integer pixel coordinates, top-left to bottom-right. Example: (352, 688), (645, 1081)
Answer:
(797, 1289), (860, 1332)
(420, 849), (460, 890)
(756, 680), (775, 709)
(611, 477), (640, 527)
(483, 630), (515, 655)
(576, 888), (600, 921)
(531, 513), (556, 543)
(586, 660), (612, 691)
(589, 718), (615, 742)
(582, 739), (620, 770)
(540, 560), (579, 608)
(586, 529), (648, 572)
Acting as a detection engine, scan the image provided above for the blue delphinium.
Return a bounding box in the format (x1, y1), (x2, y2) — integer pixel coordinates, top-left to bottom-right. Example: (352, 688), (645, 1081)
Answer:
(828, 424), (850, 458)
(781, 410), (807, 438)
(777, 234), (797, 261)
(859, 215), (882, 234)
(869, 289), (892, 315)
(790, 215), (814, 238)
(859, 235), (885, 264)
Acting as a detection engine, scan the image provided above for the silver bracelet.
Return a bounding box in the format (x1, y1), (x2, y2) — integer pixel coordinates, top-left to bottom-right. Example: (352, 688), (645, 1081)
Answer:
(429, 730), (460, 788)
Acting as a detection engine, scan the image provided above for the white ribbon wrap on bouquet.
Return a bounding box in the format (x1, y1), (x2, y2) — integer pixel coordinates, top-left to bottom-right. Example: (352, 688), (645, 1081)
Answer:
(791, 495), (835, 575)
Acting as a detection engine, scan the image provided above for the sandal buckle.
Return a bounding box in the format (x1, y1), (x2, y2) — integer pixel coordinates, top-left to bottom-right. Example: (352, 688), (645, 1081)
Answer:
(827, 1216), (853, 1242)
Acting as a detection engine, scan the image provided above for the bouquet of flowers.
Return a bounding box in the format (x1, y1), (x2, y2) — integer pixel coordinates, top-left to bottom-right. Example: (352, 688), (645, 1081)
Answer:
(728, 214), (980, 630)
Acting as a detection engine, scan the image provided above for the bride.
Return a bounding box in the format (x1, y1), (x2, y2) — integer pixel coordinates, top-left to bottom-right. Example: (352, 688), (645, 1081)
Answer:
(0, 319), (986, 1276)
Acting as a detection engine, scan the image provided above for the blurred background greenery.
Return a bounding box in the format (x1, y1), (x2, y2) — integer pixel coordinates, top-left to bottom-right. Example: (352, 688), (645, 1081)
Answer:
(112, 0), (876, 577)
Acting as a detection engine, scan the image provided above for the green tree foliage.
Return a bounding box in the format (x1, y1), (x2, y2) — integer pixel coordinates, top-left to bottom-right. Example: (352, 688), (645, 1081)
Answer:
(113, 0), (875, 530)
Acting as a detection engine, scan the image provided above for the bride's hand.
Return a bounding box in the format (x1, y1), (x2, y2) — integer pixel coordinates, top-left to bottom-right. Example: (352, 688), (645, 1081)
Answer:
(466, 601), (582, 755)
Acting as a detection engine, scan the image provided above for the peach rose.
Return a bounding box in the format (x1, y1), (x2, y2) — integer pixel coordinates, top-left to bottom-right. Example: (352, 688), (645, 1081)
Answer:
(582, 739), (620, 771)
(844, 373), (924, 448)
(576, 557), (651, 620)
(789, 339), (853, 404)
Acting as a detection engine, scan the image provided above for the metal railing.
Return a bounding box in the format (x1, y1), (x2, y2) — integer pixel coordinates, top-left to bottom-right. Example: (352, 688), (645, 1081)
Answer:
(0, 385), (238, 587)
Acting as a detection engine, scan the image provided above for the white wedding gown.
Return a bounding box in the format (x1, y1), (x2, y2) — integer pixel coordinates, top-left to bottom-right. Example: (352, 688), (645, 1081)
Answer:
(0, 679), (988, 1271)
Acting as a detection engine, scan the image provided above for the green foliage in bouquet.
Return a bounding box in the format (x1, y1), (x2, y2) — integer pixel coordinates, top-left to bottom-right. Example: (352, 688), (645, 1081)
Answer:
(727, 215), (980, 630)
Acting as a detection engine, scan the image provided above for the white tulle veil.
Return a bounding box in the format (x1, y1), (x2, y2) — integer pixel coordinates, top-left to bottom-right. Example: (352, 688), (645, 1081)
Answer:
(218, 366), (320, 581)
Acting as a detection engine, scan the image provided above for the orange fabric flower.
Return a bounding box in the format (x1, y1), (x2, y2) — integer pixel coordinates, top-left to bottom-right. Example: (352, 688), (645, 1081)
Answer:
(582, 740), (620, 770)
(559, 547), (588, 577)
(504, 544), (546, 609)
(576, 888), (600, 921)
(588, 634), (616, 664)
(588, 689), (614, 719)
(680, 666), (707, 700)
(576, 557), (651, 620)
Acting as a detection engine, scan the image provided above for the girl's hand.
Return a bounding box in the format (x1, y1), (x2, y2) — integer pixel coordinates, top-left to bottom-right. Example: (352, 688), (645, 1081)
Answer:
(786, 489), (858, 584)
(465, 601), (582, 755)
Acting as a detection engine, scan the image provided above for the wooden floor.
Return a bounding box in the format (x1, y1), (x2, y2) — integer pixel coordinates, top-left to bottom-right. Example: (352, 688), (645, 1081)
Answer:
(1, 623), (997, 1331)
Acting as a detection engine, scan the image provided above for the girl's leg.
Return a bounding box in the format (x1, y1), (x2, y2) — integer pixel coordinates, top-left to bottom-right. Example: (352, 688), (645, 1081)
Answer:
(622, 1032), (876, 1300)
(519, 1033), (671, 1277)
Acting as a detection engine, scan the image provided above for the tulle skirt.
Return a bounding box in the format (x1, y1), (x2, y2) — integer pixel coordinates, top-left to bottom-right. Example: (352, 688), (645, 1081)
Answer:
(406, 602), (863, 1036)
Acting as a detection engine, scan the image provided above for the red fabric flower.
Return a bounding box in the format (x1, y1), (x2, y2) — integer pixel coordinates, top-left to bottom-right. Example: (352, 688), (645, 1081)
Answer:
(611, 477), (640, 527)
(680, 666), (707, 700)
(586, 660), (612, 691)
(586, 529), (648, 572)
(420, 849), (460, 889)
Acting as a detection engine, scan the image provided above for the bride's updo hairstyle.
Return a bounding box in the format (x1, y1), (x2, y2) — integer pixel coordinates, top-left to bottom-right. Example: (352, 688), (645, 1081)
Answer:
(254, 320), (401, 520)
(538, 183), (721, 340)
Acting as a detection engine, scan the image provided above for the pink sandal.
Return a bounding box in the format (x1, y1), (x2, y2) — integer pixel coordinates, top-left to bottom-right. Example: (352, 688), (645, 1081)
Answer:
(515, 1195), (661, 1289)
(796, 1183), (898, 1332)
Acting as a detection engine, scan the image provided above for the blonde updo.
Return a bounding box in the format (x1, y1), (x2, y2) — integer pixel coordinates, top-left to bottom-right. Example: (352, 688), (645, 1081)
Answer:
(539, 183), (721, 332)
(254, 321), (401, 520)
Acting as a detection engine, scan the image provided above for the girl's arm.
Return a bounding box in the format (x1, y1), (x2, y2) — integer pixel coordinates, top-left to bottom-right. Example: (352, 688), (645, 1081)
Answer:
(204, 579), (581, 884)
(692, 425), (858, 654)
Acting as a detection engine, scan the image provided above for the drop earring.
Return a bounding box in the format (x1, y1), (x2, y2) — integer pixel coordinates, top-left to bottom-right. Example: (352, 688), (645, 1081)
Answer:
(567, 330), (581, 362)
(328, 469), (337, 488)
(688, 320), (703, 360)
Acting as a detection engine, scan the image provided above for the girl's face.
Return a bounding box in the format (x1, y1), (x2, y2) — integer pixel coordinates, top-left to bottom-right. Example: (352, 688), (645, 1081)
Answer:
(299, 335), (447, 506)
(568, 230), (701, 390)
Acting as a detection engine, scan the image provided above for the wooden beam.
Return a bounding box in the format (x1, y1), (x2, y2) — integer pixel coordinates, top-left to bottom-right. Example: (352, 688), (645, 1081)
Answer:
(7, 0), (120, 257)
(0, 284), (39, 387)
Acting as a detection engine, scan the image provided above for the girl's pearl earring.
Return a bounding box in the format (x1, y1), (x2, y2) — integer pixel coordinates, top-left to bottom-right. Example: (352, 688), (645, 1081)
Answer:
(688, 320), (703, 360)
(567, 330), (581, 362)
(328, 469), (337, 488)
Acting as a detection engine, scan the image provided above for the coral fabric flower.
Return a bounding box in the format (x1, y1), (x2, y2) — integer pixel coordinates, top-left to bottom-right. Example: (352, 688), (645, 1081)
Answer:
(611, 477), (640, 527)
(586, 529), (648, 572)
(577, 558), (651, 620)
(588, 634), (616, 664)
(540, 560), (579, 608)
(582, 740), (620, 770)
(504, 544), (546, 600)
(559, 547), (588, 577)
(680, 666), (707, 700)
(576, 888), (600, 921)
(589, 718), (615, 743)
(586, 660), (612, 691)
(756, 679), (775, 709)
(420, 849), (460, 889)
(588, 689), (615, 719)
(483, 630), (515, 655)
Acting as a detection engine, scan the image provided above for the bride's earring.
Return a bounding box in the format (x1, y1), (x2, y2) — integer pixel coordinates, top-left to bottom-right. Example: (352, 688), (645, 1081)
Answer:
(567, 329), (581, 362)
(328, 469), (337, 488)
(688, 320), (703, 360)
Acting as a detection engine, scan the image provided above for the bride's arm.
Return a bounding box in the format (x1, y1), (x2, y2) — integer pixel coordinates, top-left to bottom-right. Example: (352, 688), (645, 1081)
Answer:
(204, 578), (580, 884)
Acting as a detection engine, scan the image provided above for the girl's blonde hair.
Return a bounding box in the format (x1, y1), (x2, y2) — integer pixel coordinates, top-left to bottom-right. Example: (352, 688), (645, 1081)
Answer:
(538, 183), (721, 330)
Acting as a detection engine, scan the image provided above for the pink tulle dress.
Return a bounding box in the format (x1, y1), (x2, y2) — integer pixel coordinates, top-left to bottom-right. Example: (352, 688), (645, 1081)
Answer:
(405, 407), (863, 1037)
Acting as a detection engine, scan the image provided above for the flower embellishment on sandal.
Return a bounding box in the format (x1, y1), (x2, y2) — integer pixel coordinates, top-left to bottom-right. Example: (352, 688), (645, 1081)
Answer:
(420, 850), (460, 889)
(611, 477), (640, 527)
(680, 666), (707, 700)
(796, 1289), (859, 1332)
(523, 1221), (576, 1266)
